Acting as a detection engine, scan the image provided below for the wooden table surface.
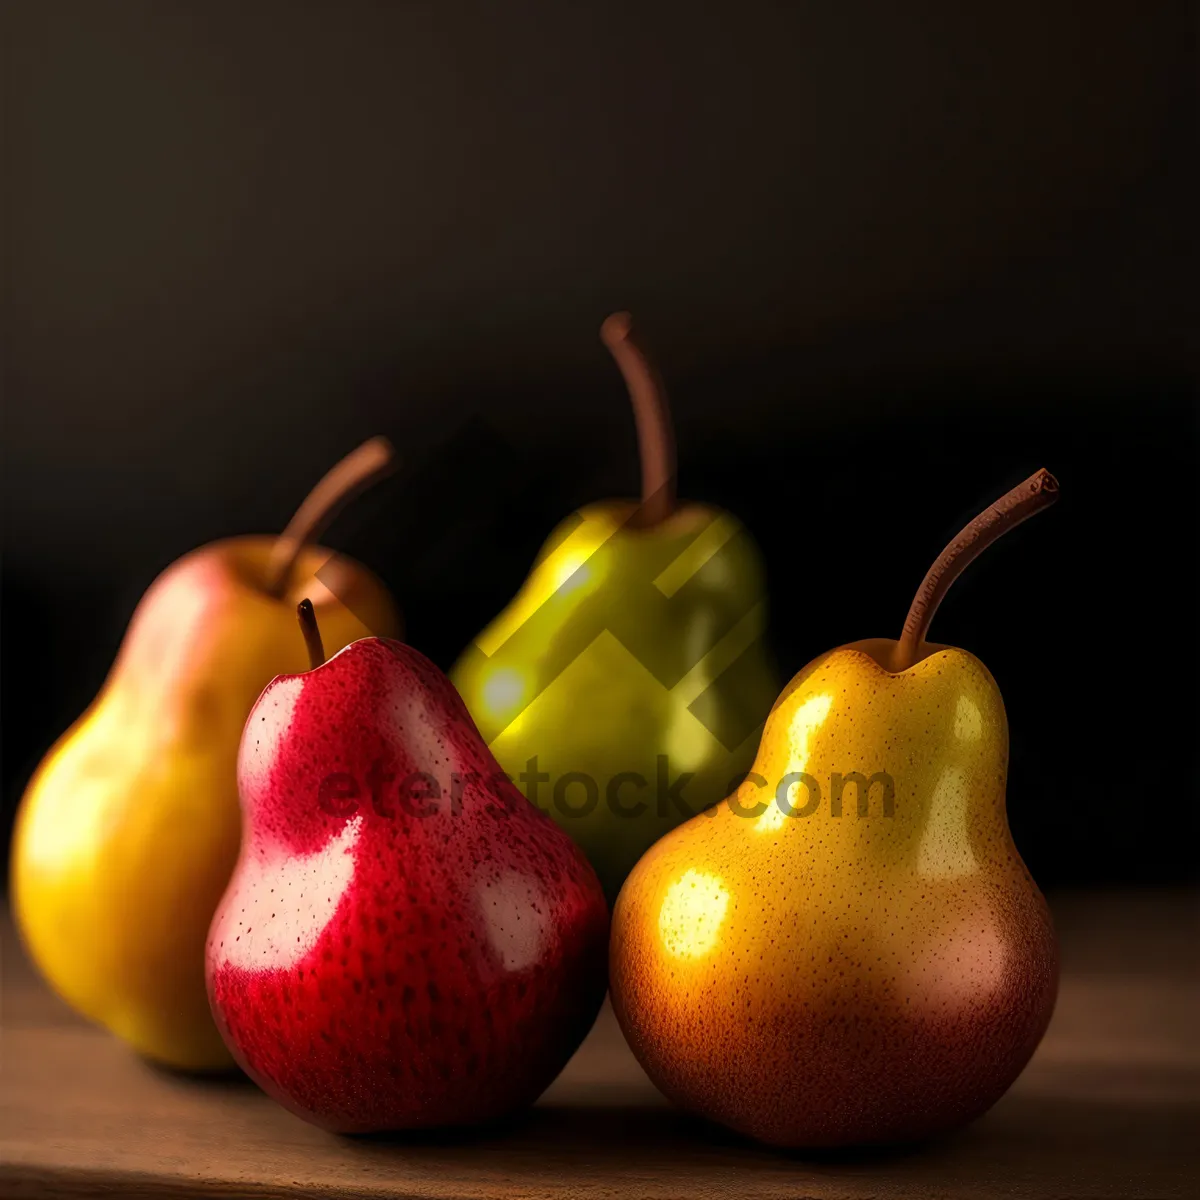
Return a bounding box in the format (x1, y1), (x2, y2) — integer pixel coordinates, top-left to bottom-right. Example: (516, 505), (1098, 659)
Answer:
(2, 891), (1197, 1199)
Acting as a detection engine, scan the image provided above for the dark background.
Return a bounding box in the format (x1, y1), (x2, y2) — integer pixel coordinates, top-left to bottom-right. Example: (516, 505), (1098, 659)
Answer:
(2, 2), (1196, 887)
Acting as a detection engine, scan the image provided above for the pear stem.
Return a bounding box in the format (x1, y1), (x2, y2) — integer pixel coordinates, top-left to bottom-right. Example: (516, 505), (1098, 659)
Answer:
(265, 437), (396, 599)
(297, 599), (326, 669)
(601, 312), (677, 527)
(894, 468), (1060, 670)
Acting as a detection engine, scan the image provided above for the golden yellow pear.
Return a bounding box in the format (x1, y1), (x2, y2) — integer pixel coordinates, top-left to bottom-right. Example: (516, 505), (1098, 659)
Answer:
(11, 440), (401, 1070)
(611, 469), (1060, 1148)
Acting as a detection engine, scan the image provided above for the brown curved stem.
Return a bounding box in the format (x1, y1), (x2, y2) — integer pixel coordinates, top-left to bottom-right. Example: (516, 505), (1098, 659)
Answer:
(601, 312), (676, 527)
(297, 599), (326, 669)
(265, 437), (395, 598)
(894, 468), (1060, 670)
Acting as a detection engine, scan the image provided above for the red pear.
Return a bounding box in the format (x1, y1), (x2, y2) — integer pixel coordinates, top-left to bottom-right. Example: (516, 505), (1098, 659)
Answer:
(206, 605), (609, 1132)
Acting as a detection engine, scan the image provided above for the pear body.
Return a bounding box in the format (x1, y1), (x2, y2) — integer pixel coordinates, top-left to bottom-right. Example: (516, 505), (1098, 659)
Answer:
(11, 538), (399, 1070)
(452, 501), (778, 902)
(610, 640), (1058, 1148)
(206, 638), (610, 1132)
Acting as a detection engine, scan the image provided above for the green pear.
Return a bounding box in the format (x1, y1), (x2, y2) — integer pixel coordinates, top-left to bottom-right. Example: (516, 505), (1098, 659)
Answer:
(453, 315), (779, 901)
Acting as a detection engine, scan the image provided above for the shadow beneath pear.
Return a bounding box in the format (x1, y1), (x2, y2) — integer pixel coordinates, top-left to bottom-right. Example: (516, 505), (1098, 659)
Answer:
(342, 1087), (1198, 1197)
(638, 1107), (954, 1166)
(522, 1101), (733, 1149)
(137, 1055), (255, 1090)
(351, 1108), (537, 1149)
(347, 1100), (769, 1164)
(774, 1136), (947, 1166)
(348, 1095), (690, 1150)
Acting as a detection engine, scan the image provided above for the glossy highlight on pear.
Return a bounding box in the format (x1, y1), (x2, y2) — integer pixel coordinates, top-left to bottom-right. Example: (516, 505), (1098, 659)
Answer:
(206, 612), (610, 1132)
(10, 440), (402, 1070)
(610, 470), (1061, 1148)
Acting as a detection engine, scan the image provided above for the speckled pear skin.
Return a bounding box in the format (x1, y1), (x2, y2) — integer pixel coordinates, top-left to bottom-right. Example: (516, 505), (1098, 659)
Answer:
(206, 638), (609, 1133)
(610, 638), (1058, 1149)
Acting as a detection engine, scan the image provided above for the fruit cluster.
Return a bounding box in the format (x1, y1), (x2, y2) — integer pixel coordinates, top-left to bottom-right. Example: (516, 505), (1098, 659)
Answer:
(11, 315), (1058, 1149)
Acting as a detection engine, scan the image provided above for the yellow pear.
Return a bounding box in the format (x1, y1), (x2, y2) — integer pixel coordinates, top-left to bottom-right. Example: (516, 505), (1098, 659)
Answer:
(611, 469), (1060, 1147)
(11, 439), (401, 1070)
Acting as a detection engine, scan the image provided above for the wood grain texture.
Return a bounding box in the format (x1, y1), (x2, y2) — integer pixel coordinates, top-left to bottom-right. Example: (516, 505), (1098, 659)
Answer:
(2, 891), (1197, 1199)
